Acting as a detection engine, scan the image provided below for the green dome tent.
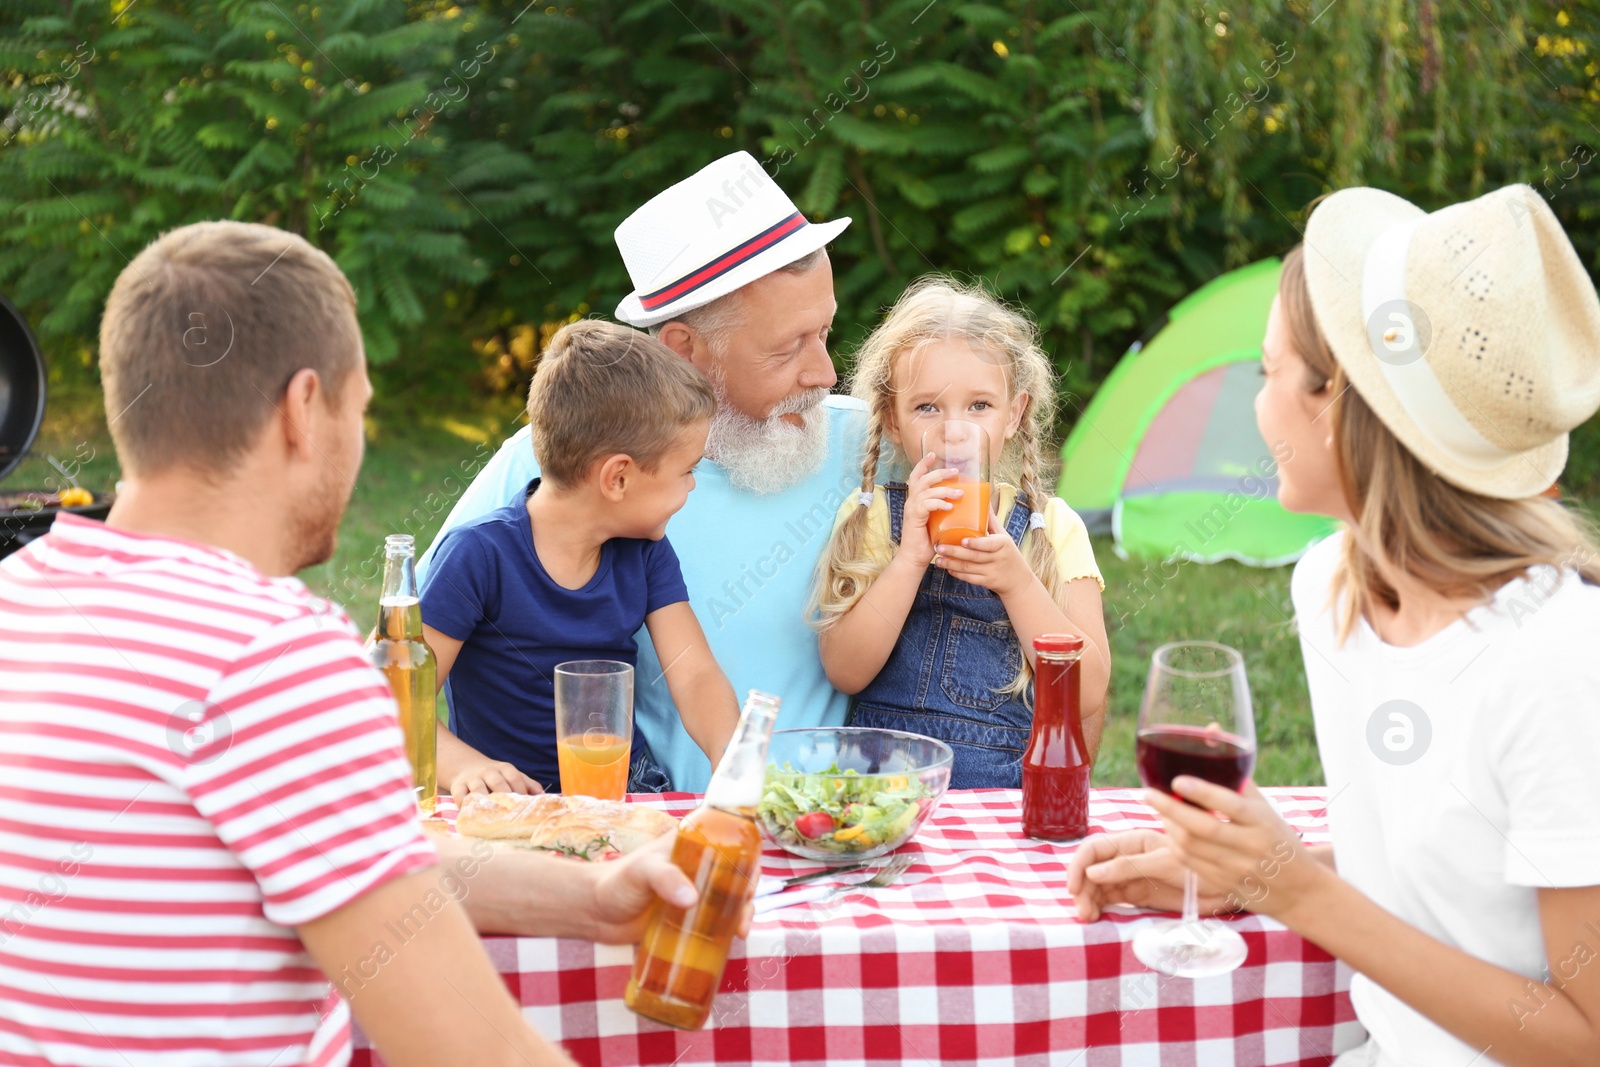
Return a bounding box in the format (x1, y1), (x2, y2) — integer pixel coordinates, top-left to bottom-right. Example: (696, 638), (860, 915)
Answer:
(1057, 258), (1337, 566)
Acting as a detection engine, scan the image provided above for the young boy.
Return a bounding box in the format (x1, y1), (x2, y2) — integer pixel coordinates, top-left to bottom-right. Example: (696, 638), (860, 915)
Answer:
(420, 320), (739, 799)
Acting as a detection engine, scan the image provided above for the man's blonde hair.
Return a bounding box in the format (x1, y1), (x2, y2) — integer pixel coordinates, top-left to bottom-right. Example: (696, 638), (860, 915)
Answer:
(528, 320), (715, 487)
(99, 221), (362, 476)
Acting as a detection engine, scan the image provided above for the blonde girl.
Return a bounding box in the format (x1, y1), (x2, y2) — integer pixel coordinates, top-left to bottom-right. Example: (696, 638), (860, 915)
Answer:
(1070, 185), (1600, 1067)
(814, 277), (1111, 789)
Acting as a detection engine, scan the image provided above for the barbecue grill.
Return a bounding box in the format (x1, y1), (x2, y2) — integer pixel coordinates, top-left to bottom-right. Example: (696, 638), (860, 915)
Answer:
(0, 293), (112, 559)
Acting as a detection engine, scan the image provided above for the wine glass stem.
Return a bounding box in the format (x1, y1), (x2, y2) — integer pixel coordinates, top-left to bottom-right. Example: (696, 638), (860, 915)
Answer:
(1182, 868), (1199, 925)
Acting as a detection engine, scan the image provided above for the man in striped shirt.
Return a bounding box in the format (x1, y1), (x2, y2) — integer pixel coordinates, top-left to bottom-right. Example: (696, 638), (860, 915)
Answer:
(0, 222), (714, 1067)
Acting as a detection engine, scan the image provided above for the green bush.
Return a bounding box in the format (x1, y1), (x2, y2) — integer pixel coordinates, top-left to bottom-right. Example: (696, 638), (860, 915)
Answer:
(1, 0), (491, 363)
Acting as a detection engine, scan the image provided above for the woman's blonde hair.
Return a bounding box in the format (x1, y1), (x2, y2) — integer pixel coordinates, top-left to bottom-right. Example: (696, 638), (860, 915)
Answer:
(812, 276), (1064, 695)
(1279, 245), (1600, 642)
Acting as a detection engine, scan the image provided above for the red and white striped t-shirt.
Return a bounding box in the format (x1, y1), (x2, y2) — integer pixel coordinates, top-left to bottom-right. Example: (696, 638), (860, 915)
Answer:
(0, 515), (437, 1067)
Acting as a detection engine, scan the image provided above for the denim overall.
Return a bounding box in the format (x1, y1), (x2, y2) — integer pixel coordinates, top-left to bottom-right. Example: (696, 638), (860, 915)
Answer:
(626, 742), (671, 793)
(851, 483), (1034, 789)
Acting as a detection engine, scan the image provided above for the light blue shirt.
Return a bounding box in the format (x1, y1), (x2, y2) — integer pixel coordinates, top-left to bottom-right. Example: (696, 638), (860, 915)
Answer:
(419, 395), (870, 792)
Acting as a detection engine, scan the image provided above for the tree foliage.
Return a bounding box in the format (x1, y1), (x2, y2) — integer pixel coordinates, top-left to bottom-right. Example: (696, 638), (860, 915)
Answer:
(1, 0), (1596, 412)
(0, 0), (491, 363)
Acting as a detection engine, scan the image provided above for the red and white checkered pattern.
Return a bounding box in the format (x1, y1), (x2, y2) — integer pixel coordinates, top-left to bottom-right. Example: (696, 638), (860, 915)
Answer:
(354, 788), (1363, 1066)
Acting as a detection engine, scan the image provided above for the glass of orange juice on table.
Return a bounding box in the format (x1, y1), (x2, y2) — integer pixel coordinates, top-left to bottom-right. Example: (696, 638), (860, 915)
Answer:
(922, 420), (992, 546)
(554, 660), (633, 800)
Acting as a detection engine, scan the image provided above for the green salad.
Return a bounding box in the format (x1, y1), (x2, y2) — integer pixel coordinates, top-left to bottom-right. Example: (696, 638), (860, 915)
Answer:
(757, 762), (932, 854)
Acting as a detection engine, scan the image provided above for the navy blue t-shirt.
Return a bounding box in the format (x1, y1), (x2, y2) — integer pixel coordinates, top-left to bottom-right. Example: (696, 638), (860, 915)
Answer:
(418, 479), (690, 789)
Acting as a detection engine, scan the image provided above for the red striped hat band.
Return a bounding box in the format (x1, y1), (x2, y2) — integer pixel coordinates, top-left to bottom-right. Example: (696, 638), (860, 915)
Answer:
(639, 212), (809, 312)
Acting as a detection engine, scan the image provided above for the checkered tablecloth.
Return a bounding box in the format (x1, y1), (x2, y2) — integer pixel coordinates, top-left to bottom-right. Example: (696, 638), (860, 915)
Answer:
(353, 788), (1362, 1067)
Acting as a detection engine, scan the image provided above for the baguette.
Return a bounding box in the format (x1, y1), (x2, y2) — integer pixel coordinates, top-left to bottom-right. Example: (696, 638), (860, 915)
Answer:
(456, 792), (678, 859)
(454, 792), (566, 839)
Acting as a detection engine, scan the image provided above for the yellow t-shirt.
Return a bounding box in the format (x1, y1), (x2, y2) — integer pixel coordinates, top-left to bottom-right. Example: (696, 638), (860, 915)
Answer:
(829, 483), (1104, 590)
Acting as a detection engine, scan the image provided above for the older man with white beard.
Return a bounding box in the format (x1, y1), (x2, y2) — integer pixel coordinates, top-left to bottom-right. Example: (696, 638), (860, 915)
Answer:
(420, 151), (867, 793)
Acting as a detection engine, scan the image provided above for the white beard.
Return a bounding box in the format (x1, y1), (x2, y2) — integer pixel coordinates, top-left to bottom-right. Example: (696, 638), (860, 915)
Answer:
(705, 382), (831, 496)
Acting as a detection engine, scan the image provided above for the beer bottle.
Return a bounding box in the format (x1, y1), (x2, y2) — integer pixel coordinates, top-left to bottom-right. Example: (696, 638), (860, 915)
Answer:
(624, 690), (779, 1029)
(364, 534), (439, 816)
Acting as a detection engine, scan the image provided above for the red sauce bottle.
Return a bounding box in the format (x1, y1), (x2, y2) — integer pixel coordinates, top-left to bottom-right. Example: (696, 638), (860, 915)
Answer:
(1022, 633), (1091, 840)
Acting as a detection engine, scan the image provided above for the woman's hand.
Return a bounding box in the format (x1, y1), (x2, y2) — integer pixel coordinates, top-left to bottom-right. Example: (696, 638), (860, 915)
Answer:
(584, 832), (754, 945)
(934, 508), (1032, 596)
(1140, 778), (1328, 923)
(1067, 829), (1239, 921)
(446, 758), (543, 808)
(896, 451), (964, 568)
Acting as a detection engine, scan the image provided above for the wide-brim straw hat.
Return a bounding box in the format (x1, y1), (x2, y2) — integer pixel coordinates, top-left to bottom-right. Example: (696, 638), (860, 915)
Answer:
(614, 151), (850, 328)
(1302, 183), (1600, 499)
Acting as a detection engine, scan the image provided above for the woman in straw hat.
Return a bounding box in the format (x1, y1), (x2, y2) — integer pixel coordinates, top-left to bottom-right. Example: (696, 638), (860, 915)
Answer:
(1069, 184), (1600, 1067)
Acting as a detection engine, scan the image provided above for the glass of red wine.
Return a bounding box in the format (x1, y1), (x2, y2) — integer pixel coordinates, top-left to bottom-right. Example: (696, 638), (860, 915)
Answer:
(1133, 641), (1257, 977)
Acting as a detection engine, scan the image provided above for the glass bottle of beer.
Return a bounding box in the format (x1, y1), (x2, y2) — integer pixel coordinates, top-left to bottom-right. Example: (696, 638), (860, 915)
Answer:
(364, 534), (439, 816)
(624, 690), (779, 1030)
(1022, 633), (1091, 840)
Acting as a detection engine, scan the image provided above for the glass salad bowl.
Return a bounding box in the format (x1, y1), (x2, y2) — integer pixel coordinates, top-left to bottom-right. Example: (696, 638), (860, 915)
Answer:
(756, 727), (953, 864)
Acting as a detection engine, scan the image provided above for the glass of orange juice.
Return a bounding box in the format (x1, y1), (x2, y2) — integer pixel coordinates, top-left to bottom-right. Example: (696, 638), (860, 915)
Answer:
(921, 421), (993, 547)
(554, 660), (633, 801)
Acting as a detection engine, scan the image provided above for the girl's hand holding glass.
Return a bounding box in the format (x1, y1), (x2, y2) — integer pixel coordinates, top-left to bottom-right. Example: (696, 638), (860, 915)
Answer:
(896, 450), (966, 567)
(932, 508), (1032, 596)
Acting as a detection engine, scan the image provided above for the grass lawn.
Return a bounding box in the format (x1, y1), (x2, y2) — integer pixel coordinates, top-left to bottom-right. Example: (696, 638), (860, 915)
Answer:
(20, 365), (1595, 790)
(1095, 549), (1319, 787)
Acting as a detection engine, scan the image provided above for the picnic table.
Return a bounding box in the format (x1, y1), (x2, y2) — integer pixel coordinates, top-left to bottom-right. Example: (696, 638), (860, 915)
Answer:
(353, 788), (1363, 1067)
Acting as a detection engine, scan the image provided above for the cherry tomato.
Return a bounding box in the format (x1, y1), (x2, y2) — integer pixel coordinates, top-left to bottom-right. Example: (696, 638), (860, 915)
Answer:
(793, 812), (836, 839)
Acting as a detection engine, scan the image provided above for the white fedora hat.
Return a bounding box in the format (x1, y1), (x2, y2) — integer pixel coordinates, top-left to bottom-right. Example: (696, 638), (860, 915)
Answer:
(613, 151), (851, 328)
(1303, 183), (1600, 499)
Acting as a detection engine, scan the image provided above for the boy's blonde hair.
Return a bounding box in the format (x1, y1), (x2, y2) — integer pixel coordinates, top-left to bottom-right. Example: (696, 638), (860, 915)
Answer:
(1279, 245), (1600, 641)
(529, 320), (715, 487)
(813, 276), (1065, 694)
